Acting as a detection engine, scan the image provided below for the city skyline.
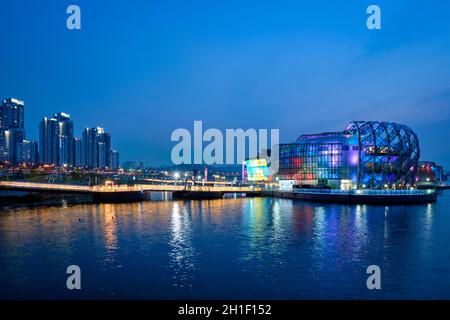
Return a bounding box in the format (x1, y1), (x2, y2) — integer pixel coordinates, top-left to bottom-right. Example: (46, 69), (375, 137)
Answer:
(0, 97), (119, 169)
(1, 1), (450, 167)
(1, 94), (447, 174)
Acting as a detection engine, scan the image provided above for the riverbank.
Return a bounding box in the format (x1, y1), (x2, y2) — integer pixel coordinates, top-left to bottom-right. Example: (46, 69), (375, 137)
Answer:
(0, 190), (93, 208)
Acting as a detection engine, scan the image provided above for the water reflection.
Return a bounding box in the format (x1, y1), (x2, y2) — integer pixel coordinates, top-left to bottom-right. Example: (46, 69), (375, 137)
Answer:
(241, 198), (269, 262)
(101, 204), (118, 262)
(352, 205), (368, 258)
(269, 200), (288, 253)
(169, 202), (196, 288)
(311, 206), (326, 273)
(0, 192), (448, 299)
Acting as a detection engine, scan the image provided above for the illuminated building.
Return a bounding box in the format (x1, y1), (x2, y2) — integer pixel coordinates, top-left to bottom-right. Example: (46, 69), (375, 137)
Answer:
(101, 132), (111, 167)
(416, 161), (443, 187)
(17, 140), (38, 165)
(0, 98), (25, 130)
(243, 159), (271, 183)
(2, 129), (25, 164)
(82, 127), (96, 168)
(0, 98), (25, 164)
(39, 117), (58, 165)
(39, 113), (74, 166)
(82, 127), (111, 168)
(110, 150), (120, 170)
(71, 137), (82, 167)
(98, 142), (107, 168)
(54, 112), (74, 166)
(277, 121), (420, 189)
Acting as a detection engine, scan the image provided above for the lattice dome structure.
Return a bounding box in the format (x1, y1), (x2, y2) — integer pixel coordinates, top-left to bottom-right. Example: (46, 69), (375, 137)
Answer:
(345, 121), (420, 189)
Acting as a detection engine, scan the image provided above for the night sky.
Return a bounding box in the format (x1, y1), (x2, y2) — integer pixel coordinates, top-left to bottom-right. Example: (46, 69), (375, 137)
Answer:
(1, 0), (449, 167)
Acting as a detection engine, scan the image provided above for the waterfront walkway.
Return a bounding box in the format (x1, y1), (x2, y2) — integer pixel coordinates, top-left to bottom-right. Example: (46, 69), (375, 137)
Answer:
(0, 181), (261, 195)
(0, 181), (436, 204)
(265, 188), (436, 204)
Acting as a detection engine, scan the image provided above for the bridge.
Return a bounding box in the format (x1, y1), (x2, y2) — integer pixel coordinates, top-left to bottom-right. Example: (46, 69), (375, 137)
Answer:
(0, 181), (436, 205)
(0, 181), (263, 202)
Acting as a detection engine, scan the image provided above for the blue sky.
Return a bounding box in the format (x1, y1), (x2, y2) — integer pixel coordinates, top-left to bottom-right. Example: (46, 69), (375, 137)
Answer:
(1, 0), (450, 167)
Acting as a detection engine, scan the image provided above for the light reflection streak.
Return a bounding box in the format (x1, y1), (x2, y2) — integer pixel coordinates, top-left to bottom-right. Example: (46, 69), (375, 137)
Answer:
(102, 204), (118, 264)
(268, 199), (290, 257)
(422, 203), (433, 242)
(242, 198), (267, 260)
(352, 204), (368, 257)
(169, 202), (196, 288)
(311, 206), (326, 272)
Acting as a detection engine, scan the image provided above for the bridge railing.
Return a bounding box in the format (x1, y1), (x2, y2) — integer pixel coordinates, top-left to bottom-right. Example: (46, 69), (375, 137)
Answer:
(0, 181), (91, 191)
(0, 181), (263, 193)
(179, 185), (262, 192)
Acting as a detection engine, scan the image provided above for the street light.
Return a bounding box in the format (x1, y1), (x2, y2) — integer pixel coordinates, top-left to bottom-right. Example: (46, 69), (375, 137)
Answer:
(104, 180), (113, 187)
(174, 172), (180, 179)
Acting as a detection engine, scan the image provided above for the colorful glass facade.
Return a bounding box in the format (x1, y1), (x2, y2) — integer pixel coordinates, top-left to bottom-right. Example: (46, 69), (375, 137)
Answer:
(277, 121), (420, 189)
(244, 159), (271, 182)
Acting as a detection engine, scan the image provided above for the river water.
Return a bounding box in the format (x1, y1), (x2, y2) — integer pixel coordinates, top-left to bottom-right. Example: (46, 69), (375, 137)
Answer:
(1, 191), (449, 299)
